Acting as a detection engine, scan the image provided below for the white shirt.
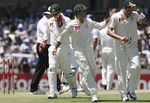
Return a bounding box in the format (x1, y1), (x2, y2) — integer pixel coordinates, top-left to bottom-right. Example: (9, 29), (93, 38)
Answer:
(92, 28), (99, 39)
(36, 15), (50, 44)
(108, 10), (141, 47)
(57, 17), (106, 48)
(99, 27), (114, 49)
(44, 14), (71, 46)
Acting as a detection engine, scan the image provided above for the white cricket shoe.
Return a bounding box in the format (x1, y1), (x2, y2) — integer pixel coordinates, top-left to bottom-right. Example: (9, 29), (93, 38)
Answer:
(30, 89), (46, 95)
(129, 92), (137, 100)
(48, 92), (57, 99)
(71, 88), (77, 98)
(91, 95), (98, 102)
(121, 94), (129, 102)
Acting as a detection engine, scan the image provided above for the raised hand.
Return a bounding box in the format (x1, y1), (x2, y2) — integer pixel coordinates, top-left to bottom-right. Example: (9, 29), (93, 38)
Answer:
(55, 13), (63, 27)
(109, 8), (116, 17)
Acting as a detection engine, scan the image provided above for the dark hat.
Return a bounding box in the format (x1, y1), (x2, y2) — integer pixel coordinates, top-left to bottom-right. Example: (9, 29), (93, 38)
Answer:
(73, 4), (87, 12)
(49, 4), (60, 15)
(123, 0), (134, 7)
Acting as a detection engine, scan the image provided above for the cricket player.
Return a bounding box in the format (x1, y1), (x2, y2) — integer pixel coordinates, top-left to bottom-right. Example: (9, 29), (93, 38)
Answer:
(52, 4), (112, 102)
(99, 8), (116, 90)
(99, 27), (115, 90)
(43, 4), (77, 99)
(107, 0), (147, 101)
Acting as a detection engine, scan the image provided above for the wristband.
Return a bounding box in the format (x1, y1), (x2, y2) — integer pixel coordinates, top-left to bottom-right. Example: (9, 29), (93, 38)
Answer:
(139, 12), (145, 19)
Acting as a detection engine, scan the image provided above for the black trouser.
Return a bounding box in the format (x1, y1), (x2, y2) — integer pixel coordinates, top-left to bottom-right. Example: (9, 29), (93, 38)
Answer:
(30, 43), (50, 92)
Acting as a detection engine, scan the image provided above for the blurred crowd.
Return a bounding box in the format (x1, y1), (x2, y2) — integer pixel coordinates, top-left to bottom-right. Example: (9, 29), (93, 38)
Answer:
(0, 4), (150, 73)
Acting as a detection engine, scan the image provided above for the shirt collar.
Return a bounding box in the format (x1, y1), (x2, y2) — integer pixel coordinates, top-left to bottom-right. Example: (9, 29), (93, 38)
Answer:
(75, 16), (87, 24)
(120, 9), (128, 19)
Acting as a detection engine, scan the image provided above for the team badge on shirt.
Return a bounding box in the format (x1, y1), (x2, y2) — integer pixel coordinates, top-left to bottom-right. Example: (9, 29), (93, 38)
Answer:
(74, 25), (80, 31)
(50, 22), (54, 27)
(119, 18), (124, 22)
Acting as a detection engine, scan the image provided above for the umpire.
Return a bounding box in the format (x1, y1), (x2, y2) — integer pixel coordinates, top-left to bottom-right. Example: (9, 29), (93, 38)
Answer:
(30, 6), (52, 94)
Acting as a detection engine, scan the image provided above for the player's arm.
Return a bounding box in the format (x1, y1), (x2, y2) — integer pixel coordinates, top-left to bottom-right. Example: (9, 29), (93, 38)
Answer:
(91, 8), (116, 30)
(92, 29), (99, 51)
(93, 37), (98, 51)
(129, 2), (147, 25)
(137, 38), (142, 54)
(52, 25), (72, 55)
(43, 22), (50, 42)
(52, 41), (61, 55)
(136, 9), (147, 25)
(105, 8), (116, 25)
(107, 27), (129, 43)
(38, 23), (49, 53)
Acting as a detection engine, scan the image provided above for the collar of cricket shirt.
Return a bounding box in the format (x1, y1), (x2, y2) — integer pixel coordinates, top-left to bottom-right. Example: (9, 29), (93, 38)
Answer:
(75, 16), (87, 25)
(120, 9), (128, 20)
(120, 9), (134, 21)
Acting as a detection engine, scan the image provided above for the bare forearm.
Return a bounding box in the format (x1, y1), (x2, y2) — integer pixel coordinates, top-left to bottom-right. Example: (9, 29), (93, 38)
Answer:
(107, 28), (122, 40)
(107, 27), (129, 43)
(105, 17), (111, 25)
(55, 41), (61, 49)
(137, 9), (148, 25)
(93, 38), (98, 51)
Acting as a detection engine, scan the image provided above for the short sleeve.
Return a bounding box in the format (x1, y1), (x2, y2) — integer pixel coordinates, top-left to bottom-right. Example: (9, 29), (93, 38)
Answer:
(108, 14), (117, 29)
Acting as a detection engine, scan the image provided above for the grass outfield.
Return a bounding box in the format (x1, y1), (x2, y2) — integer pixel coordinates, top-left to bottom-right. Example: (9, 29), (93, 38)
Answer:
(0, 90), (150, 103)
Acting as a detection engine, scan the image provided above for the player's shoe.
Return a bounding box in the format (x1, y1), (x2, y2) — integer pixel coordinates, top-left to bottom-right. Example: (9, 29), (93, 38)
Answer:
(48, 92), (57, 99)
(129, 92), (137, 100)
(121, 94), (129, 102)
(59, 84), (70, 95)
(77, 87), (84, 92)
(91, 94), (98, 102)
(30, 89), (46, 95)
(71, 88), (77, 98)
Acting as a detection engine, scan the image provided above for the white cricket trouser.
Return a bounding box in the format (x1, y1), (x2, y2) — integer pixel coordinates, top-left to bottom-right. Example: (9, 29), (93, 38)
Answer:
(71, 49), (78, 68)
(47, 45), (77, 95)
(101, 48), (115, 90)
(126, 46), (141, 93)
(114, 42), (141, 95)
(60, 49), (78, 86)
(74, 46), (98, 96)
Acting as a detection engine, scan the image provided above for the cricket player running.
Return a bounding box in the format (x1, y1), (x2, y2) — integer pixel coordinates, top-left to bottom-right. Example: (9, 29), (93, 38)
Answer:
(52, 4), (112, 102)
(43, 4), (77, 99)
(99, 27), (115, 90)
(107, 0), (147, 102)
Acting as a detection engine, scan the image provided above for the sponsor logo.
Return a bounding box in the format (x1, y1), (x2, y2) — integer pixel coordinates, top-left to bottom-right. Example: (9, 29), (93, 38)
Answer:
(0, 73), (149, 90)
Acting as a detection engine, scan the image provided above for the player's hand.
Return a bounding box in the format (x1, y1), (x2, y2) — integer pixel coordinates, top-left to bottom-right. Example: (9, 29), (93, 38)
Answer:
(129, 2), (137, 11)
(52, 48), (57, 55)
(109, 8), (116, 17)
(39, 42), (46, 53)
(55, 13), (63, 27)
(120, 36), (130, 43)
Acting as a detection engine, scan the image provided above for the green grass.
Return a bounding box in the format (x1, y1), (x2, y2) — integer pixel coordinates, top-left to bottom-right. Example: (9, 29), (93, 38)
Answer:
(0, 90), (150, 103)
